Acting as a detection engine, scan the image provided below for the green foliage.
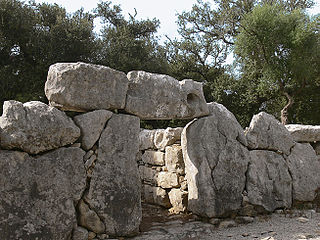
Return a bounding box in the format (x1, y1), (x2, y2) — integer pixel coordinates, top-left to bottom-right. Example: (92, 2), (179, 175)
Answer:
(95, 1), (169, 74)
(235, 4), (320, 123)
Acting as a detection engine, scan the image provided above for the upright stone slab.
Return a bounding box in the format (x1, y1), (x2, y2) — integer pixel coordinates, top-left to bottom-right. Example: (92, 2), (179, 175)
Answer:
(285, 143), (320, 202)
(245, 112), (295, 155)
(246, 150), (292, 212)
(181, 103), (249, 218)
(84, 114), (141, 236)
(0, 100), (80, 154)
(125, 71), (209, 120)
(45, 62), (128, 112)
(0, 148), (86, 240)
(286, 124), (320, 142)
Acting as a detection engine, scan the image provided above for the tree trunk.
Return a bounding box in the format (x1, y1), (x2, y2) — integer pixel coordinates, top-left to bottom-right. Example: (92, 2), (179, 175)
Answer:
(281, 92), (294, 125)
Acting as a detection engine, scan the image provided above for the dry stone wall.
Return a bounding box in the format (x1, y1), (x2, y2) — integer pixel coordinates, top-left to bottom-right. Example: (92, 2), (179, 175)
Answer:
(1, 61), (320, 239)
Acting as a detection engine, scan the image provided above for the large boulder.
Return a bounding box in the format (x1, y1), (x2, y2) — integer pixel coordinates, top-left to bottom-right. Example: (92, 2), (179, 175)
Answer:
(0, 147), (86, 240)
(245, 112), (295, 155)
(286, 124), (320, 142)
(125, 71), (209, 120)
(207, 102), (247, 146)
(285, 143), (320, 202)
(182, 113), (249, 218)
(45, 62), (128, 112)
(74, 110), (113, 150)
(0, 100), (80, 154)
(246, 150), (292, 212)
(84, 114), (141, 237)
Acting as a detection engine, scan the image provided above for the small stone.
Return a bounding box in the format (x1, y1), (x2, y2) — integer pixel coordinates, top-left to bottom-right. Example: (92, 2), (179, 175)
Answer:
(77, 200), (105, 233)
(218, 220), (237, 228)
(297, 217), (309, 223)
(142, 150), (165, 166)
(71, 143), (81, 148)
(88, 231), (97, 240)
(97, 233), (109, 239)
(84, 150), (94, 161)
(235, 216), (254, 224)
(85, 155), (97, 170)
(73, 226), (89, 240)
(209, 218), (220, 226)
(260, 237), (275, 240)
(242, 233), (250, 237)
(157, 171), (180, 188)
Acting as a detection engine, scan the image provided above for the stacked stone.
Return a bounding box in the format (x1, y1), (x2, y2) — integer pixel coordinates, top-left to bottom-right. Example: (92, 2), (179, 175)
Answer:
(0, 62), (209, 240)
(138, 127), (188, 214)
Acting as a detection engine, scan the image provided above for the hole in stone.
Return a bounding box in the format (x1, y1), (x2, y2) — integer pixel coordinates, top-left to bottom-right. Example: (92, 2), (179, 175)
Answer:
(187, 93), (200, 106)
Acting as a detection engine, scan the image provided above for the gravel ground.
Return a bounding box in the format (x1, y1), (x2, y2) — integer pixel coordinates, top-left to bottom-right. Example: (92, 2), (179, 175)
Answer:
(129, 205), (320, 240)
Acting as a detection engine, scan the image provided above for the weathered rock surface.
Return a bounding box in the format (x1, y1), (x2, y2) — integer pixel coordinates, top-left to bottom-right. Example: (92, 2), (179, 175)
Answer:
(157, 172), (180, 188)
(77, 200), (105, 233)
(74, 110), (113, 150)
(246, 150), (292, 212)
(139, 166), (158, 185)
(207, 102), (247, 146)
(142, 185), (171, 208)
(45, 62), (128, 112)
(0, 147), (86, 240)
(84, 114), (141, 236)
(73, 226), (89, 240)
(142, 150), (165, 166)
(125, 71), (209, 120)
(286, 124), (320, 142)
(182, 115), (249, 218)
(165, 145), (185, 174)
(154, 127), (183, 150)
(285, 143), (320, 202)
(139, 129), (156, 150)
(245, 112), (295, 155)
(168, 189), (188, 214)
(0, 100), (80, 154)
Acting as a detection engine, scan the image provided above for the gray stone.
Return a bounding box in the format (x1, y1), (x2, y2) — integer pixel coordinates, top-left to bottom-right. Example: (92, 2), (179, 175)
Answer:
(168, 189), (188, 214)
(246, 150), (292, 212)
(84, 114), (141, 236)
(165, 145), (185, 174)
(125, 71), (209, 120)
(157, 172), (180, 188)
(0, 147), (86, 240)
(207, 102), (247, 146)
(285, 143), (320, 201)
(245, 112), (295, 155)
(139, 166), (158, 185)
(142, 150), (165, 166)
(312, 142), (320, 155)
(142, 185), (171, 208)
(286, 124), (320, 142)
(154, 127), (183, 150)
(74, 110), (113, 150)
(218, 220), (237, 228)
(139, 129), (156, 150)
(45, 62), (128, 112)
(77, 200), (105, 233)
(0, 100), (80, 154)
(73, 226), (89, 240)
(182, 116), (249, 218)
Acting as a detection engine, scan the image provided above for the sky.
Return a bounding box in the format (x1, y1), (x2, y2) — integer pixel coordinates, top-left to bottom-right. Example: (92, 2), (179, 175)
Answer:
(34, 0), (320, 41)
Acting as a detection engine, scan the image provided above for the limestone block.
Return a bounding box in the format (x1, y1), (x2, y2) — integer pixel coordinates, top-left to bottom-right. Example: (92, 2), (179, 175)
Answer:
(168, 189), (188, 214)
(45, 62), (128, 112)
(139, 129), (156, 150)
(285, 143), (320, 201)
(142, 150), (165, 166)
(0, 100), (80, 154)
(125, 71), (209, 120)
(142, 185), (171, 208)
(157, 172), (180, 188)
(182, 115), (249, 218)
(84, 114), (141, 236)
(0, 148), (86, 240)
(154, 127), (183, 150)
(286, 124), (320, 142)
(77, 200), (105, 233)
(74, 110), (113, 150)
(245, 112), (295, 155)
(165, 145), (185, 174)
(139, 165), (158, 185)
(246, 150), (292, 212)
